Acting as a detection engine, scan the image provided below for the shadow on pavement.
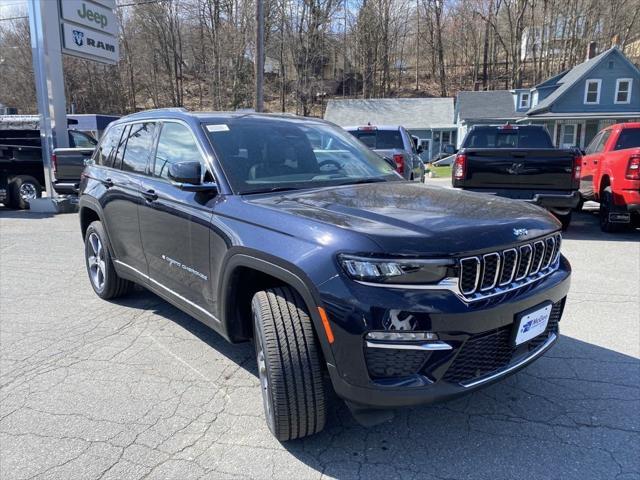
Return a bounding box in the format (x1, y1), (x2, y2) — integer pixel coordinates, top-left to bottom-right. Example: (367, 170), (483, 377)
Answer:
(565, 208), (639, 242)
(112, 290), (639, 479)
(0, 206), (56, 219)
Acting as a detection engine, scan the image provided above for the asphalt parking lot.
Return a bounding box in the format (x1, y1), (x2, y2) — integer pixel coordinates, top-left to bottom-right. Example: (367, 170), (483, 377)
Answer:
(0, 203), (638, 480)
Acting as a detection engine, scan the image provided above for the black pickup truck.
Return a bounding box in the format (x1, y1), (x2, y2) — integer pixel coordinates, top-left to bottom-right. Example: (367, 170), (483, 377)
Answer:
(452, 125), (581, 229)
(0, 117), (97, 209)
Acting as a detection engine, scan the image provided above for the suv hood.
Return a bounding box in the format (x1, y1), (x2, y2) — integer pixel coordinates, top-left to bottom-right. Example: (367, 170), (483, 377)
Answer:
(248, 182), (560, 255)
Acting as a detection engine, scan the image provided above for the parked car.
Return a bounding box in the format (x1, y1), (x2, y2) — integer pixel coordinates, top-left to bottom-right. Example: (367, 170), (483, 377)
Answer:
(79, 109), (571, 440)
(0, 116), (97, 209)
(579, 122), (640, 232)
(452, 124), (581, 230)
(344, 125), (425, 181)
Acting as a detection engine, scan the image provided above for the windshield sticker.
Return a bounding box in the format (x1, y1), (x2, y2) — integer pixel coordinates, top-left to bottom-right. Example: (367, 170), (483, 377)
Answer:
(206, 124), (230, 133)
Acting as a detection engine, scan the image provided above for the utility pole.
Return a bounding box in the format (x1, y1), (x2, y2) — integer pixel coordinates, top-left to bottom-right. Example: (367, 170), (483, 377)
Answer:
(415, 0), (419, 91)
(255, 0), (265, 112)
(28, 0), (69, 202)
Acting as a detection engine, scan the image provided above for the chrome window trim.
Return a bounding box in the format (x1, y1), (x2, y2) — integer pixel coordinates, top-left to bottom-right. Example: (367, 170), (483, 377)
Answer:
(515, 244), (533, 281)
(480, 252), (501, 291)
(499, 248), (518, 286)
(461, 333), (557, 388)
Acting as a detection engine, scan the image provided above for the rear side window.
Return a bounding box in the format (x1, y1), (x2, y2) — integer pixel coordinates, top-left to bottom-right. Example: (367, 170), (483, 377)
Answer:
(348, 129), (404, 149)
(69, 131), (97, 148)
(463, 127), (553, 148)
(94, 125), (123, 167)
(122, 122), (157, 174)
(614, 128), (640, 150)
(153, 122), (203, 180)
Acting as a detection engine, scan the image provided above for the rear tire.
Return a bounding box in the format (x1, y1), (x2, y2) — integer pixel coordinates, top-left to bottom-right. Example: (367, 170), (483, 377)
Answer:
(599, 187), (625, 233)
(84, 221), (133, 299)
(251, 287), (326, 441)
(8, 175), (42, 210)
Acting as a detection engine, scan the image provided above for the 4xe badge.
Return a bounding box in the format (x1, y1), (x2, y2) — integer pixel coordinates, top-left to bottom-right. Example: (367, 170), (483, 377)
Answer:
(72, 30), (84, 47)
(513, 227), (528, 238)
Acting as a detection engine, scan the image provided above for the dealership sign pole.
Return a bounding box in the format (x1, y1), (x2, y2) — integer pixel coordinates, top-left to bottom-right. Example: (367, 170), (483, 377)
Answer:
(27, 0), (118, 209)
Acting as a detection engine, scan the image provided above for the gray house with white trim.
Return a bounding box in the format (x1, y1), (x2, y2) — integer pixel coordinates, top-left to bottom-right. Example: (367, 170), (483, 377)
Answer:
(324, 98), (456, 161)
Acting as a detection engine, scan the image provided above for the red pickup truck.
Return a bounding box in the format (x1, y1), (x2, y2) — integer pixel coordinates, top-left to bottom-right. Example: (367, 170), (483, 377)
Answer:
(580, 123), (640, 232)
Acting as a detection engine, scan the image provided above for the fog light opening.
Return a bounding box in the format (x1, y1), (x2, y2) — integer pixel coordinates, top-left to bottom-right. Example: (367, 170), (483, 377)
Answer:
(366, 331), (439, 342)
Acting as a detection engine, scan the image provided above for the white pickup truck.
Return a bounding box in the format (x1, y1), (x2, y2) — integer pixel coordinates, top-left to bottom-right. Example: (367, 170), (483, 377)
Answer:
(344, 125), (425, 181)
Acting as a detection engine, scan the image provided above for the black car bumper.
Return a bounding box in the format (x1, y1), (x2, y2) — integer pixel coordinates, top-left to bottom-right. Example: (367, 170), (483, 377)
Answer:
(319, 257), (571, 408)
(459, 188), (580, 211)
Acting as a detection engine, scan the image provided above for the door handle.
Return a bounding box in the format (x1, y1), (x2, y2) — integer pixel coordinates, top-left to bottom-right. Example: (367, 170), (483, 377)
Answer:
(102, 178), (114, 188)
(142, 189), (158, 202)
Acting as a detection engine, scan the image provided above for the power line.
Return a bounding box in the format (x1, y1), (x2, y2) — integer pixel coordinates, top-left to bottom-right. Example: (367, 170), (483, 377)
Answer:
(0, 15), (27, 22)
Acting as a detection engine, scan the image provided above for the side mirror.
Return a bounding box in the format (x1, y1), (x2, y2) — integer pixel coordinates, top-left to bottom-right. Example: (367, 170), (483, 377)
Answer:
(169, 161), (217, 193)
(580, 149), (587, 156)
(416, 145), (424, 154)
(169, 161), (202, 184)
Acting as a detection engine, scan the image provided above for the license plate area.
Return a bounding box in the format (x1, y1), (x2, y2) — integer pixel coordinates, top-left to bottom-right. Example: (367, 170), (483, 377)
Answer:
(513, 302), (552, 346)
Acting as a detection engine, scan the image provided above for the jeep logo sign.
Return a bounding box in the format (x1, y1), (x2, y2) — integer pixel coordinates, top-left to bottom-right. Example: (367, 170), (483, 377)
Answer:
(60, 0), (118, 36)
(62, 23), (119, 64)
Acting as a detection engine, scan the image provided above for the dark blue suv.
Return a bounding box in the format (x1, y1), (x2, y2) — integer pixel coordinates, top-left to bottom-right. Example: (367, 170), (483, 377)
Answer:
(79, 109), (571, 440)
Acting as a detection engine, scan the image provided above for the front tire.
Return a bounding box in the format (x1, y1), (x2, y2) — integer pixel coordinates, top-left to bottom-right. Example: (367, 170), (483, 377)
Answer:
(251, 287), (326, 441)
(84, 221), (133, 299)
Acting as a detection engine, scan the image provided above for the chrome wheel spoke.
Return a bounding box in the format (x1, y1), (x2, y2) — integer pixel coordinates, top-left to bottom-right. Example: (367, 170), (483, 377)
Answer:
(87, 233), (106, 291)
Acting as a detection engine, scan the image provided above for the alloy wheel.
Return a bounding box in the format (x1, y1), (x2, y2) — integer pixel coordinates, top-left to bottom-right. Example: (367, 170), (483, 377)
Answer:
(87, 232), (107, 291)
(18, 182), (37, 201)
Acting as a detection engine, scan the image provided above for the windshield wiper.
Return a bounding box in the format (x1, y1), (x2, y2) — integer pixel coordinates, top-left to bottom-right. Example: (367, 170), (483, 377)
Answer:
(243, 186), (300, 195)
(336, 177), (387, 186)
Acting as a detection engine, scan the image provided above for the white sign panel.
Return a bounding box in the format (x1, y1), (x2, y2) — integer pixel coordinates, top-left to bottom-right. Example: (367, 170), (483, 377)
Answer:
(61, 22), (119, 65)
(86, 0), (116, 8)
(60, 0), (118, 36)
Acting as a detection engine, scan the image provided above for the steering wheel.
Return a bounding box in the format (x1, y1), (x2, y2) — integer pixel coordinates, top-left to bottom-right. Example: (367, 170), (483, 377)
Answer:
(318, 159), (343, 172)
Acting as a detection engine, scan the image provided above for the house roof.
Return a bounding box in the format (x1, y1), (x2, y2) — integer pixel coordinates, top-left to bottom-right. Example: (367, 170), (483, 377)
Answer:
(324, 98), (455, 129)
(528, 47), (640, 115)
(455, 90), (524, 122)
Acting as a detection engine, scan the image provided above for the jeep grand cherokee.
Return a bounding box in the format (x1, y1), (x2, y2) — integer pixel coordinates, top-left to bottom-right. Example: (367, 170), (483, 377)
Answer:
(78, 109), (571, 440)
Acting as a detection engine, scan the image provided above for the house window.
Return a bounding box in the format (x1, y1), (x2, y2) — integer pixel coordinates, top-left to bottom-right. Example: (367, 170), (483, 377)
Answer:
(560, 124), (577, 148)
(584, 79), (601, 104)
(519, 92), (530, 109)
(615, 78), (632, 104)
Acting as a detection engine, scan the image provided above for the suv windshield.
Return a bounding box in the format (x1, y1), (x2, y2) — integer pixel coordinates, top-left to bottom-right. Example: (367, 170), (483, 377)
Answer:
(204, 118), (397, 194)
(347, 129), (404, 149)
(463, 126), (553, 149)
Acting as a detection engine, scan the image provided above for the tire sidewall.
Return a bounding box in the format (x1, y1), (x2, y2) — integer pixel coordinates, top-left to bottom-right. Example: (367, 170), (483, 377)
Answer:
(251, 298), (277, 434)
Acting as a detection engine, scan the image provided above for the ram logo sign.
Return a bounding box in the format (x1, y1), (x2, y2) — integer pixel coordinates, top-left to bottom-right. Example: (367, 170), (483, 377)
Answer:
(62, 23), (119, 65)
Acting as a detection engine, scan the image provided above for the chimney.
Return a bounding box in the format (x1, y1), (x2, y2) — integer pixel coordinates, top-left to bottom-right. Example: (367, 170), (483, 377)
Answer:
(586, 42), (597, 61)
(611, 34), (621, 48)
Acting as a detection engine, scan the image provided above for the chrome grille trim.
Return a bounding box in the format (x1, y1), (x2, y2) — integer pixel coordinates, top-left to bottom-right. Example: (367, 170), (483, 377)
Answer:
(457, 233), (562, 302)
(480, 252), (501, 291)
(499, 248), (518, 286)
(459, 257), (481, 295)
(515, 244), (533, 281)
(530, 240), (545, 275)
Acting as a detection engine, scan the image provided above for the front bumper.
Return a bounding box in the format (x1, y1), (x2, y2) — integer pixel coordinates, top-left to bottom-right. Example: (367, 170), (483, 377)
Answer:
(320, 256), (571, 408)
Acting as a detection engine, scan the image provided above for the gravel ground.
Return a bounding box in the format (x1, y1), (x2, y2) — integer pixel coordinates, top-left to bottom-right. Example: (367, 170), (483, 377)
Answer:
(0, 205), (638, 480)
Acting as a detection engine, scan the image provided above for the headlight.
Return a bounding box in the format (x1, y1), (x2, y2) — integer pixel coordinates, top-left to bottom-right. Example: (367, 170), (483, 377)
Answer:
(338, 254), (454, 285)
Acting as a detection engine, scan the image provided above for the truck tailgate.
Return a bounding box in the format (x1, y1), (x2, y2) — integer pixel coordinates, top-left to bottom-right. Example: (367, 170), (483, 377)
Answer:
(463, 148), (575, 190)
(53, 147), (93, 181)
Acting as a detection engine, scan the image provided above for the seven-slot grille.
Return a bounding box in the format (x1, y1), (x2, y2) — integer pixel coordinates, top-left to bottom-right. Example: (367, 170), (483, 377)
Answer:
(458, 233), (561, 301)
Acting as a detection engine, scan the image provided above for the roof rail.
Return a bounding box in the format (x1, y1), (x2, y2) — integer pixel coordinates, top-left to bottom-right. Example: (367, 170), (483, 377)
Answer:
(126, 107), (189, 117)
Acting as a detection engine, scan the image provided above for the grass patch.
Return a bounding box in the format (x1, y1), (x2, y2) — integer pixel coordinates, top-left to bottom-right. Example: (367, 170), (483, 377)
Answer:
(427, 164), (452, 178)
